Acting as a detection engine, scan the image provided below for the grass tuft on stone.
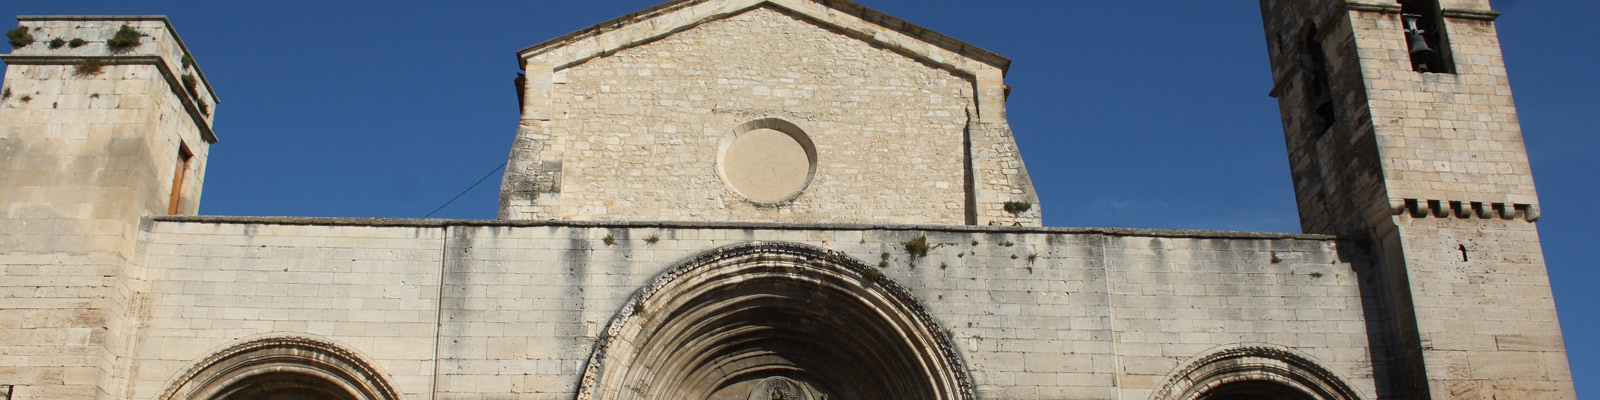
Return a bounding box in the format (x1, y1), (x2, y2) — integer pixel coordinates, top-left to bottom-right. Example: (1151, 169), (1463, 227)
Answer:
(6, 26), (33, 48)
(107, 24), (142, 49)
(74, 58), (106, 76)
(68, 38), (86, 48)
(181, 74), (199, 99)
(904, 236), (929, 258)
(1003, 201), (1032, 215)
(861, 266), (884, 284)
(48, 37), (66, 49)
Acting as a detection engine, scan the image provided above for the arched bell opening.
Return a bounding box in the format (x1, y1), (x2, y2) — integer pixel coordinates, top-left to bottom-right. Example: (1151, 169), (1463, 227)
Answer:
(576, 242), (974, 400)
(158, 336), (401, 400)
(1151, 345), (1364, 400)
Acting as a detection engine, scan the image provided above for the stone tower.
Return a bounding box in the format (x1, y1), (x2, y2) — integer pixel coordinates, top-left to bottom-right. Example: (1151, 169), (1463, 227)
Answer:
(1259, 1), (1573, 399)
(0, 16), (216, 399)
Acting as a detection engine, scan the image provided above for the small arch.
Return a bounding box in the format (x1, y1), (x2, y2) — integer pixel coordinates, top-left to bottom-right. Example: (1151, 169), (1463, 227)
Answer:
(1151, 345), (1364, 400)
(576, 242), (975, 400)
(157, 335), (402, 400)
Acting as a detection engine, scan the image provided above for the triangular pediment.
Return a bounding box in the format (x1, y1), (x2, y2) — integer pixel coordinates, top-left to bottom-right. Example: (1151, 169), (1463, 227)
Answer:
(518, 0), (1009, 76)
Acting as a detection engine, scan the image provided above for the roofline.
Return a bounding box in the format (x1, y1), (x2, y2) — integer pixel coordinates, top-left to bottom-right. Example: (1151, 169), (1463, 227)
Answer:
(515, 0), (1011, 73)
(149, 215), (1337, 242)
(17, 15), (222, 103)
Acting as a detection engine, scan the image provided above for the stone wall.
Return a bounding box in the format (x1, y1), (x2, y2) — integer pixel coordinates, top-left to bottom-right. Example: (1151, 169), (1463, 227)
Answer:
(0, 16), (216, 400)
(1259, 1), (1573, 398)
(117, 217), (1374, 400)
(501, 1), (1041, 226)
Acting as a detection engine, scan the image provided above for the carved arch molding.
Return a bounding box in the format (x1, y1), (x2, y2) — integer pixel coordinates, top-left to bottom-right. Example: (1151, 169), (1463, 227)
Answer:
(577, 241), (975, 400)
(1151, 345), (1365, 400)
(158, 336), (401, 400)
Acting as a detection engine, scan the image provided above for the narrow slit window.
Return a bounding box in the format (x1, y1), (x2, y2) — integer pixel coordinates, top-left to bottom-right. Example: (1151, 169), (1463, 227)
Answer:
(168, 143), (192, 215)
(1399, 0), (1455, 73)
(1301, 26), (1337, 136)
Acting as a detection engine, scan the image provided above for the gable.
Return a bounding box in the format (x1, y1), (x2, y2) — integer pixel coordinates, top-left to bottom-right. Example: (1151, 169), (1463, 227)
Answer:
(545, 6), (976, 224)
(519, 0), (1009, 74)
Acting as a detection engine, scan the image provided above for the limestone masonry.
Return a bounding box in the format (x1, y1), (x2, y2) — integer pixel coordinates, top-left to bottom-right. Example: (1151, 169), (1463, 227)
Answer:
(0, 1), (1573, 399)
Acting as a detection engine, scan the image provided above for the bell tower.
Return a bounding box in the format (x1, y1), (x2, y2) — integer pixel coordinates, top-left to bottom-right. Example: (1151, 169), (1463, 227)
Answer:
(1260, 1), (1573, 399)
(0, 16), (216, 399)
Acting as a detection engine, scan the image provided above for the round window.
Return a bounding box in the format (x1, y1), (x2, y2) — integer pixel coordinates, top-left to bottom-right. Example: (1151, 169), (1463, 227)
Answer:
(719, 119), (817, 204)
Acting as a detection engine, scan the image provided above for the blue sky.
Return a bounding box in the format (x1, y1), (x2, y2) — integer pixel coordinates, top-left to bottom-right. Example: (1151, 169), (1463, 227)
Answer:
(4, 0), (1596, 395)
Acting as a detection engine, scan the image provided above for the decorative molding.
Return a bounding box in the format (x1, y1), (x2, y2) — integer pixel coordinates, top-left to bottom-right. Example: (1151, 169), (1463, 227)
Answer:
(1392, 198), (1540, 222)
(1342, 1), (1500, 21)
(156, 335), (401, 400)
(516, 0), (1010, 73)
(0, 54), (219, 143)
(1441, 8), (1501, 21)
(17, 15), (222, 102)
(575, 241), (977, 400)
(1150, 345), (1365, 400)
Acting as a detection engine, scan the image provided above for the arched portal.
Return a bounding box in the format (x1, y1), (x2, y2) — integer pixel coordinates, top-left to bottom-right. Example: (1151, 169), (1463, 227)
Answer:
(158, 336), (401, 400)
(1151, 345), (1363, 400)
(576, 242), (974, 400)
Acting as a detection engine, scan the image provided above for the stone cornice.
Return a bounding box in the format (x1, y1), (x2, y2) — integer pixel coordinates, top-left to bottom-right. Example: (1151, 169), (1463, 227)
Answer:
(17, 15), (222, 103)
(1343, 1), (1501, 21)
(0, 54), (219, 143)
(149, 215), (1338, 241)
(515, 0), (1010, 74)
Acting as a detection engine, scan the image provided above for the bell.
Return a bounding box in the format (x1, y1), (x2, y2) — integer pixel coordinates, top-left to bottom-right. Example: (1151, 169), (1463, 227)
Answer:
(1401, 13), (1436, 60)
(1407, 31), (1436, 60)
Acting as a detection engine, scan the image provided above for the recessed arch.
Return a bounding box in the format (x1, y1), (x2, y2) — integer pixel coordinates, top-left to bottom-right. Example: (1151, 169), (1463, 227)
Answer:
(157, 335), (402, 400)
(1150, 345), (1364, 400)
(576, 241), (975, 400)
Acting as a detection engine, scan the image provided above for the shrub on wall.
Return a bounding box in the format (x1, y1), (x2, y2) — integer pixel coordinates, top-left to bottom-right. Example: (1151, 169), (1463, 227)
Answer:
(74, 58), (106, 76)
(181, 73), (199, 99)
(48, 38), (66, 49)
(68, 38), (86, 48)
(6, 27), (33, 48)
(106, 24), (141, 49)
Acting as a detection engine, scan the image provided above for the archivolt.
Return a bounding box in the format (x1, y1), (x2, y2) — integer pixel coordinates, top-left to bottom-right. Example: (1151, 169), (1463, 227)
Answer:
(157, 335), (402, 400)
(576, 241), (975, 400)
(1150, 345), (1364, 400)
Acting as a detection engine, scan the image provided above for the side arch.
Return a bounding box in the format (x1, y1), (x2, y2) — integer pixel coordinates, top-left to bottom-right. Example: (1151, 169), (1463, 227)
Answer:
(157, 335), (403, 400)
(1150, 344), (1364, 400)
(576, 241), (975, 400)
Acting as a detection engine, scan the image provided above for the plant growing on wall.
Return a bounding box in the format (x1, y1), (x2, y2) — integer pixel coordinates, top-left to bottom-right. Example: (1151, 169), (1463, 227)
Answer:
(904, 236), (929, 258)
(181, 73), (199, 99)
(48, 38), (66, 49)
(6, 27), (33, 48)
(106, 24), (141, 49)
(68, 38), (86, 48)
(182, 54), (194, 70)
(74, 58), (105, 76)
(1003, 201), (1032, 215)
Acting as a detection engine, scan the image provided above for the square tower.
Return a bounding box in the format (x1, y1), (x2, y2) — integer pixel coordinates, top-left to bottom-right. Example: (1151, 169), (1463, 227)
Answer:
(0, 16), (216, 399)
(1259, 1), (1573, 398)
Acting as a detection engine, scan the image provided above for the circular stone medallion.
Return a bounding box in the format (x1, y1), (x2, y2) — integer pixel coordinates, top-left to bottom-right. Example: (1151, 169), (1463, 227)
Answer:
(721, 127), (813, 203)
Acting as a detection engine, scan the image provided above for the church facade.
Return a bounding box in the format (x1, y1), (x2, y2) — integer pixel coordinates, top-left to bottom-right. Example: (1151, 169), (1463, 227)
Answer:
(0, 1), (1573, 399)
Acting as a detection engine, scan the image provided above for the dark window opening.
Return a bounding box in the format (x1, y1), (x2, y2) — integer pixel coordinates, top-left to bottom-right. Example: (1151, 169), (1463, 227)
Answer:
(1459, 244), (1469, 262)
(168, 143), (192, 215)
(1400, 0), (1455, 73)
(1300, 25), (1337, 135)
